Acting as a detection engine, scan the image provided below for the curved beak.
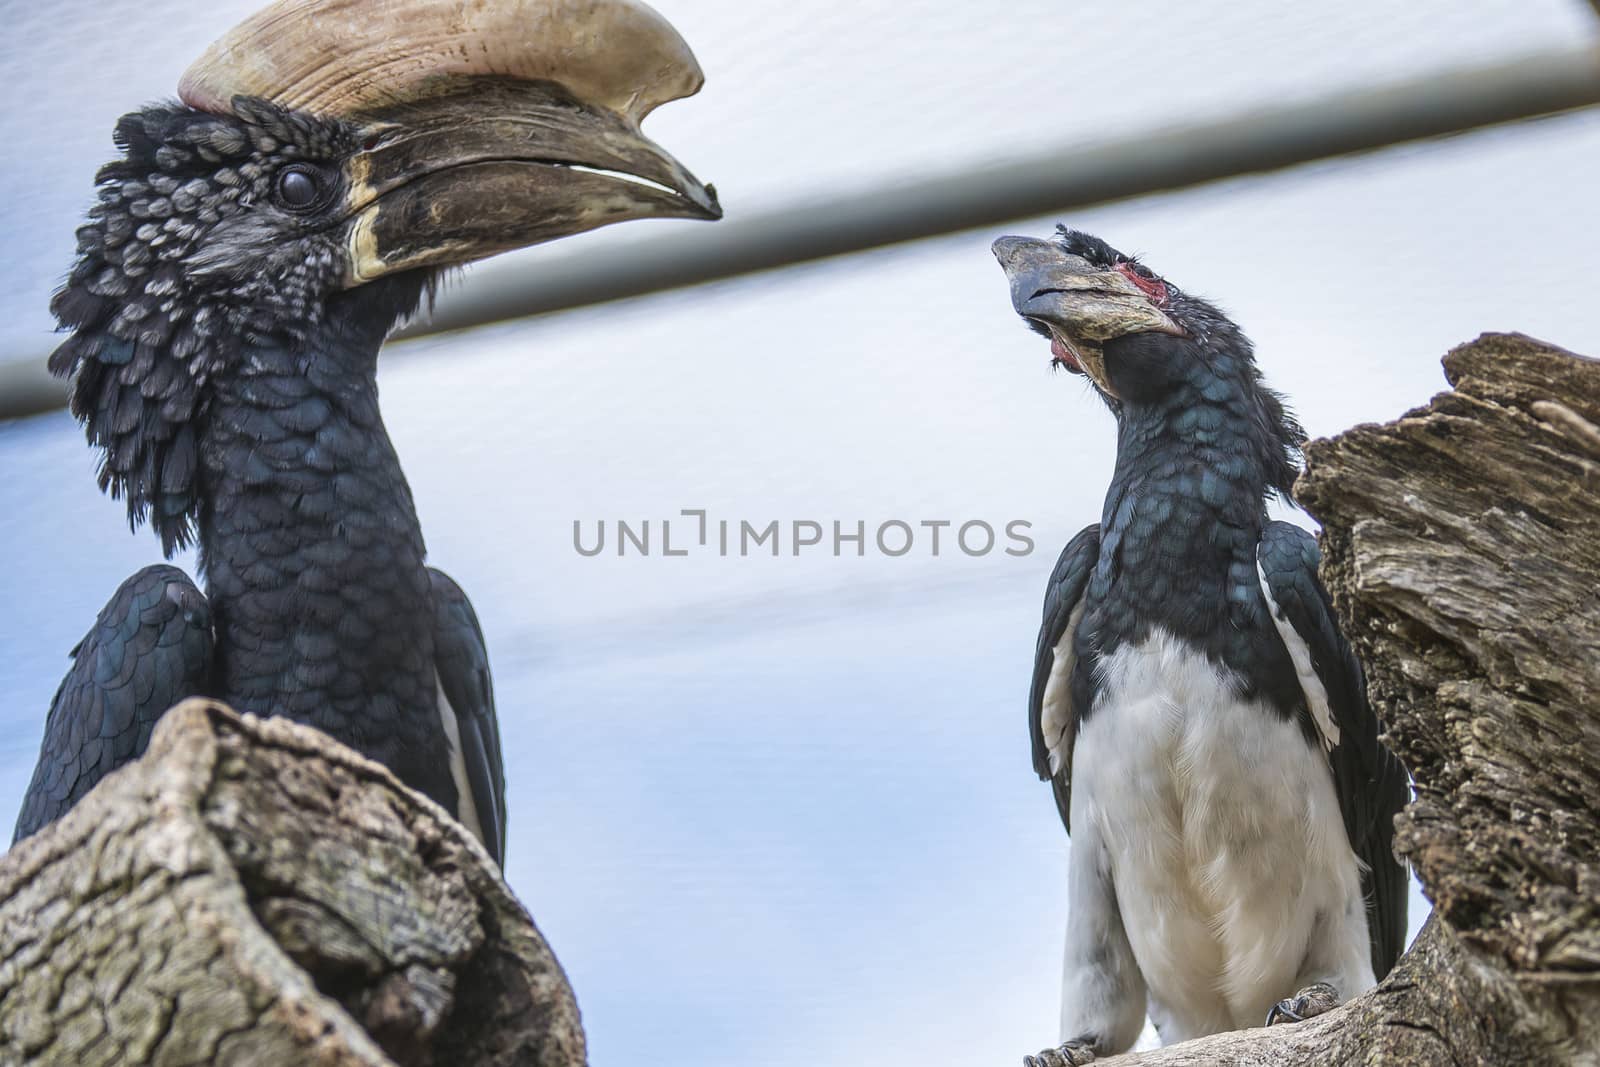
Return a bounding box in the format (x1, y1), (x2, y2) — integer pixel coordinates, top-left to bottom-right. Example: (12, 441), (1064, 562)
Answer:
(180, 0), (721, 287)
(992, 235), (1183, 383)
(341, 80), (721, 285)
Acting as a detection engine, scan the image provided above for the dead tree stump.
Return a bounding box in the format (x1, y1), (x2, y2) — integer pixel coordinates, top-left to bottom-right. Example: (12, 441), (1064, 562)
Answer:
(0, 700), (586, 1067)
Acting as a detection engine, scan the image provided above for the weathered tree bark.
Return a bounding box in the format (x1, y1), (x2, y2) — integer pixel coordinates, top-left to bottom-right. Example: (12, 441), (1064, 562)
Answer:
(1061, 333), (1600, 1065)
(0, 700), (586, 1067)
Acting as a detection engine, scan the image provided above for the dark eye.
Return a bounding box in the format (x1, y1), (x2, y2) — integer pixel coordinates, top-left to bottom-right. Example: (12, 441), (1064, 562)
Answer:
(275, 166), (323, 211)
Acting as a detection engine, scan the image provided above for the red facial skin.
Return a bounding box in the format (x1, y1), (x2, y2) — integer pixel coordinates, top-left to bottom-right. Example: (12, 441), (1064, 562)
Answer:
(1051, 335), (1082, 372)
(1114, 261), (1170, 305)
(1048, 260), (1168, 371)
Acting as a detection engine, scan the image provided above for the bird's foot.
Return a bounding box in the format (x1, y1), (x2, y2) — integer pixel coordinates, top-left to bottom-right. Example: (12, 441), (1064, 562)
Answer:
(1023, 1037), (1096, 1067)
(1266, 981), (1340, 1026)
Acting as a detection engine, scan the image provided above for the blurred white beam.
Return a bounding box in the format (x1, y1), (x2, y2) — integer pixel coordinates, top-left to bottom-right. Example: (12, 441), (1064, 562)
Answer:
(0, 359), (63, 422)
(4, 44), (1598, 422)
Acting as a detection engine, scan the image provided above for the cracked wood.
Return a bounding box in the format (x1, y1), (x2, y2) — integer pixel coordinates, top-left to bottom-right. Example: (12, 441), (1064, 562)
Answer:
(0, 699), (585, 1067)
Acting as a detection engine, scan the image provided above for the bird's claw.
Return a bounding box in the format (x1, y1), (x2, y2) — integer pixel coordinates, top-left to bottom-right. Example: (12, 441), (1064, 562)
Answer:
(1023, 1038), (1096, 1067)
(1265, 981), (1340, 1026)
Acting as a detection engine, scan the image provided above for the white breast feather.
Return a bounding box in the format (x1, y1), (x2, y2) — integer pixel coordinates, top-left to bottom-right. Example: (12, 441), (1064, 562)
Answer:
(1071, 631), (1373, 1038)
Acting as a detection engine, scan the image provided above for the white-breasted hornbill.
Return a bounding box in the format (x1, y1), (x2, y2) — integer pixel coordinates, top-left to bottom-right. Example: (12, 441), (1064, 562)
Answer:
(11, 0), (721, 864)
(992, 230), (1409, 1062)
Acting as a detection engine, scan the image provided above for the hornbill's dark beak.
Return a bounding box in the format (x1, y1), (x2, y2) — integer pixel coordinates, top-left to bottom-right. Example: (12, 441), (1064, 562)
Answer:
(992, 235), (1184, 386)
(180, 0), (721, 287)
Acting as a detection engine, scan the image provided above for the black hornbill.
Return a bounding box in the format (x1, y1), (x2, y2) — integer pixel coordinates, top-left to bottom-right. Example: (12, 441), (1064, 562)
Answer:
(12, 0), (720, 863)
(991, 230), (1408, 1063)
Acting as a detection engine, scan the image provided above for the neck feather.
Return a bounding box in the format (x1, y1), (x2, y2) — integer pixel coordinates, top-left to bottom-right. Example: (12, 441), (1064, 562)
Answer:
(1087, 394), (1274, 657)
(195, 314), (437, 738)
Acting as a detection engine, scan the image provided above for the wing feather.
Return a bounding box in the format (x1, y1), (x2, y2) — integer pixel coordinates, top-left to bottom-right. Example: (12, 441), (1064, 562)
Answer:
(1028, 524), (1101, 834)
(428, 568), (507, 866)
(13, 565), (212, 843)
(1257, 521), (1410, 979)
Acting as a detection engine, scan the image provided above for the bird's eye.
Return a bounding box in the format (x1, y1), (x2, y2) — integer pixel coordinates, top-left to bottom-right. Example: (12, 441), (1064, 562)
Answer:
(275, 166), (323, 211)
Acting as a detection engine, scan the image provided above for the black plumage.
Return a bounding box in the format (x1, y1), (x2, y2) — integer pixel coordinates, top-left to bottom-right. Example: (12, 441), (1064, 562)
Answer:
(1257, 522), (1409, 979)
(14, 0), (719, 858)
(18, 102), (492, 846)
(1023, 235), (1405, 981)
(429, 569), (507, 864)
(996, 228), (1410, 1058)
(1027, 524), (1099, 833)
(13, 566), (211, 841)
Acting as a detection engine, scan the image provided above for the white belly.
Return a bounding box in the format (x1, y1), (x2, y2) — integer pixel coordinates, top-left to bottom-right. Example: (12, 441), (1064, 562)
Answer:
(1071, 630), (1373, 1040)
